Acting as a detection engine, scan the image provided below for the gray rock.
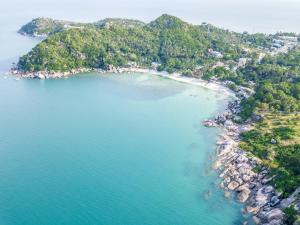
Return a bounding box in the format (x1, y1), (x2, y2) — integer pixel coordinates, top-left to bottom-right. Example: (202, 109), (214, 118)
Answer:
(249, 182), (257, 189)
(262, 176), (275, 185)
(256, 187), (269, 206)
(237, 178), (244, 185)
(236, 155), (248, 164)
(202, 120), (217, 127)
(280, 187), (300, 208)
(264, 186), (274, 194)
(265, 208), (283, 222)
(252, 216), (261, 224)
(270, 196), (280, 207)
(224, 120), (234, 127)
(263, 219), (282, 225)
(242, 174), (251, 182)
(252, 114), (263, 122)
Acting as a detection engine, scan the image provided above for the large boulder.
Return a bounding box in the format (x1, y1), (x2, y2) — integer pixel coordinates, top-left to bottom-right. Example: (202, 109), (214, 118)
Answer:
(237, 188), (251, 203)
(263, 219), (282, 225)
(246, 206), (260, 214)
(256, 187), (269, 206)
(264, 186), (274, 194)
(252, 216), (261, 224)
(270, 196), (280, 207)
(228, 181), (239, 190)
(265, 208), (283, 222)
(242, 174), (251, 182)
(280, 187), (300, 208)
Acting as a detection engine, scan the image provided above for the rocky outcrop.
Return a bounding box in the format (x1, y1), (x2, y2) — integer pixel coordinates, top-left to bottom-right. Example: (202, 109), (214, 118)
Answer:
(10, 67), (95, 79)
(206, 96), (289, 225)
(202, 120), (217, 127)
(280, 187), (300, 209)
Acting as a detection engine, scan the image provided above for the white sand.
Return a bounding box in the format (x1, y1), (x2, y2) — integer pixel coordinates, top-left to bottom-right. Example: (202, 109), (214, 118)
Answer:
(117, 67), (234, 97)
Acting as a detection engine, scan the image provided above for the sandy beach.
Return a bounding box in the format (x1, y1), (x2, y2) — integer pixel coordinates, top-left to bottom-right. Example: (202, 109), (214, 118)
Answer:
(116, 67), (235, 97)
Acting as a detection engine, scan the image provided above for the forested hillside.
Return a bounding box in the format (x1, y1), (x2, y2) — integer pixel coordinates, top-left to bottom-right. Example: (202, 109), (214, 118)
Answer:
(17, 14), (274, 74)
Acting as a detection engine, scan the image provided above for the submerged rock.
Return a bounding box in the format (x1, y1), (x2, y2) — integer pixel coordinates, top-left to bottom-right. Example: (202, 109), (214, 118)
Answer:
(203, 190), (212, 200)
(224, 191), (231, 199)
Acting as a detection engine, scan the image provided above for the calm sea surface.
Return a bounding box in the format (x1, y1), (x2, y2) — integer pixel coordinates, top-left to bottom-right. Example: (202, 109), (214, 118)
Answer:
(0, 71), (245, 225)
(1, 0), (296, 224)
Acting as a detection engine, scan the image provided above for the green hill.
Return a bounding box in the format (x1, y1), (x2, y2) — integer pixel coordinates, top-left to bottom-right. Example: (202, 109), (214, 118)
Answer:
(17, 14), (274, 74)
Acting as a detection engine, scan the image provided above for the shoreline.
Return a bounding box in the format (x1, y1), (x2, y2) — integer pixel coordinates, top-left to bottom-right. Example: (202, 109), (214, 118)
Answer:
(117, 67), (235, 97)
(10, 66), (235, 96)
(10, 66), (290, 224)
(204, 89), (287, 225)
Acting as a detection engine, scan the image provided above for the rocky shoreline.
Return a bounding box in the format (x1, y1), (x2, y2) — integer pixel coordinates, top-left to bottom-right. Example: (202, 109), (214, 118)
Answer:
(10, 65), (173, 79)
(204, 85), (300, 225)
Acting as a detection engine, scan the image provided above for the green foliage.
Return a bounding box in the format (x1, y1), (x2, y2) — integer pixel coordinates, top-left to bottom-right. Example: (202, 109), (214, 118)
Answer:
(234, 47), (300, 118)
(240, 114), (300, 196)
(239, 96), (257, 119)
(17, 14), (272, 74)
(18, 17), (146, 37)
(18, 26), (159, 72)
(283, 205), (298, 225)
(239, 31), (274, 48)
(18, 18), (87, 36)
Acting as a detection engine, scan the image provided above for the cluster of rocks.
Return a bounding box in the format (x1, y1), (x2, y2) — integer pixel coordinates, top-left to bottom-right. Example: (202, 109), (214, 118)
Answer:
(10, 67), (95, 79)
(10, 65), (159, 79)
(217, 139), (287, 224)
(204, 97), (292, 225)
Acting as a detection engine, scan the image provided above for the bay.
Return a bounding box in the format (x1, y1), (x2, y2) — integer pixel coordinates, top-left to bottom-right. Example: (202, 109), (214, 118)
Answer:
(0, 71), (244, 225)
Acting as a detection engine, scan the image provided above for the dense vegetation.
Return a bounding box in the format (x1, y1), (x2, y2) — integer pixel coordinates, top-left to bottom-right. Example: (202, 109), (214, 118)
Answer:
(18, 17), (145, 37)
(18, 18), (88, 36)
(17, 14), (273, 74)
(238, 48), (300, 118)
(240, 114), (300, 196)
(235, 48), (300, 197)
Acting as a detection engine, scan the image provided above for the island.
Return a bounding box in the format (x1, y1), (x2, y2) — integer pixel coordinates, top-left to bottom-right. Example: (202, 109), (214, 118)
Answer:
(14, 14), (300, 225)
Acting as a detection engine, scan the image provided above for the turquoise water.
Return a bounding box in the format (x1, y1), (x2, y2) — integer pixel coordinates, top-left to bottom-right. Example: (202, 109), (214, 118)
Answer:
(0, 4), (248, 224)
(0, 73), (244, 225)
